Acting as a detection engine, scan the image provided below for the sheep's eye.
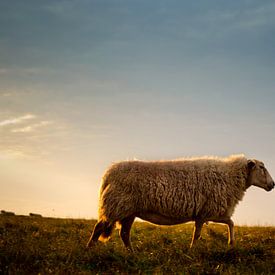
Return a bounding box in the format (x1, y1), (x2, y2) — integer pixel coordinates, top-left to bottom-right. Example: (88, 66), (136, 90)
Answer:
(259, 165), (264, 169)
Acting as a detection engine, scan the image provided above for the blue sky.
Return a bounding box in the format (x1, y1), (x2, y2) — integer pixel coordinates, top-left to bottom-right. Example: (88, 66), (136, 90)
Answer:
(0, 0), (275, 224)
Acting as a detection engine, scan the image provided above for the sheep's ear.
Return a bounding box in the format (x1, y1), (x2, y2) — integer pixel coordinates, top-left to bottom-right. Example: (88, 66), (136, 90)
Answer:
(247, 159), (256, 170)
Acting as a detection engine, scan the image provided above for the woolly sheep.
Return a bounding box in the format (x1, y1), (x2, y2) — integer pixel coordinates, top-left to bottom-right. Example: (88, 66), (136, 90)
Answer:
(87, 155), (274, 251)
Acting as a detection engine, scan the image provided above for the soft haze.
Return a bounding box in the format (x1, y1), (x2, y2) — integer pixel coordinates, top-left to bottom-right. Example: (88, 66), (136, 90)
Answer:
(0, 1), (275, 225)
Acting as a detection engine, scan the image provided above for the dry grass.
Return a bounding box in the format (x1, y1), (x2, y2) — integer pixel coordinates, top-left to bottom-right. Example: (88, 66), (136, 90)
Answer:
(0, 215), (274, 274)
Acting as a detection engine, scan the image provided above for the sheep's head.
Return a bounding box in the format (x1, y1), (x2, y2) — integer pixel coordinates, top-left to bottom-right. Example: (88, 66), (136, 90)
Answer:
(247, 159), (275, 191)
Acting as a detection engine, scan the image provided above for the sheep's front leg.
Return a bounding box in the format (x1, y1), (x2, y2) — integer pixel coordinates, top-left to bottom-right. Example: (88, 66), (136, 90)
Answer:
(190, 220), (204, 248)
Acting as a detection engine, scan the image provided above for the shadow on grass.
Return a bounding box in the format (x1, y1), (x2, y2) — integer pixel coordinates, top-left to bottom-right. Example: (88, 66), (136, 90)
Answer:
(203, 247), (265, 264)
(207, 228), (228, 243)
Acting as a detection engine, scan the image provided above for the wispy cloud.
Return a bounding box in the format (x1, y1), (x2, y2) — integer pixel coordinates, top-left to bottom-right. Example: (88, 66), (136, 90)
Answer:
(0, 114), (36, 127)
(0, 149), (28, 159)
(0, 113), (68, 161)
(1, 92), (13, 97)
(0, 68), (8, 74)
(209, 2), (275, 31)
(12, 121), (52, 133)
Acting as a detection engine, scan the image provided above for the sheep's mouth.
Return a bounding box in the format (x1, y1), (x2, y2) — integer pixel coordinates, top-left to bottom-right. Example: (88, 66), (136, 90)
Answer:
(266, 185), (274, 192)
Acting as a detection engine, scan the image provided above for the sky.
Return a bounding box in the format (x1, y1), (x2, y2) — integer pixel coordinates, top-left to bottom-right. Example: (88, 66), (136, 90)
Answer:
(0, 0), (275, 225)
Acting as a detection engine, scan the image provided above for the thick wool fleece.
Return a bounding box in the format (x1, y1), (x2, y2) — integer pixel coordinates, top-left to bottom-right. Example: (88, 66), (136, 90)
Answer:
(98, 155), (249, 223)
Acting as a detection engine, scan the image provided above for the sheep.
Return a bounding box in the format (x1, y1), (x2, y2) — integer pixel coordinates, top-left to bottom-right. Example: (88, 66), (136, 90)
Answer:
(87, 155), (274, 251)
(29, 213), (42, 218)
(1, 210), (15, 216)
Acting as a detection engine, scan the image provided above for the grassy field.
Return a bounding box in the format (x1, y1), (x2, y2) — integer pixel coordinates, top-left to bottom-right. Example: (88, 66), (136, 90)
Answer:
(0, 215), (274, 274)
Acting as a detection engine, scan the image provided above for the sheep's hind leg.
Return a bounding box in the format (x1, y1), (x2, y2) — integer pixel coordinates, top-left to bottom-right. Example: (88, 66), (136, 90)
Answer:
(119, 215), (135, 251)
(212, 218), (235, 246)
(87, 220), (107, 247)
(190, 220), (204, 248)
(226, 219), (234, 246)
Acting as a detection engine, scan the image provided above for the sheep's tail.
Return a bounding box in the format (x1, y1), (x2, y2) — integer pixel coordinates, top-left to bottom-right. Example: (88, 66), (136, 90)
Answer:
(93, 166), (120, 243)
(98, 222), (115, 242)
(94, 177), (115, 242)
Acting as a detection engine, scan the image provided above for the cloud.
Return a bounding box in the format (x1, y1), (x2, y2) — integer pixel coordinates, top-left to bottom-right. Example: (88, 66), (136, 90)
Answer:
(0, 67), (56, 77)
(0, 68), (8, 74)
(1, 92), (13, 97)
(0, 113), (68, 161)
(0, 149), (28, 159)
(12, 121), (52, 133)
(0, 114), (36, 127)
(211, 2), (275, 31)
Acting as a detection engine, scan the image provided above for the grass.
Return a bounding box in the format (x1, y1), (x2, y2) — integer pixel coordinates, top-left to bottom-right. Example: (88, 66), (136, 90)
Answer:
(0, 215), (274, 274)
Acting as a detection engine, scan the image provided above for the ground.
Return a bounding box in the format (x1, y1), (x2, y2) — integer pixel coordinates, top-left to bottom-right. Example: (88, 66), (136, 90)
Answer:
(0, 215), (274, 274)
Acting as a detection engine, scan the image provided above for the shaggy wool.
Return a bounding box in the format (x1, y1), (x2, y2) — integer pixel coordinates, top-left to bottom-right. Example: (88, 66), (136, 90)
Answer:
(98, 155), (249, 223)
